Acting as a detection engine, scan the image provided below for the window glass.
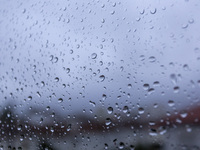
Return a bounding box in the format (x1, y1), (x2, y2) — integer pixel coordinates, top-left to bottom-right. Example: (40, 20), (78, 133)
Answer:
(0, 0), (200, 149)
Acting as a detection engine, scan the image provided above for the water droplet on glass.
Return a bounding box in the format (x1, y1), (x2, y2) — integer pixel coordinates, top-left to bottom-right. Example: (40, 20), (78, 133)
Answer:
(66, 68), (70, 73)
(91, 53), (97, 59)
(138, 107), (144, 114)
(119, 142), (125, 149)
(182, 23), (188, 29)
(123, 106), (129, 113)
(67, 124), (71, 131)
(99, 75), (105, 82)
(148, 88), (155, 94)
(173, 86), (180, 93)
(188, 18), (194, 24)
(58, 98), (63, 103)
(183, 64), (189, 71)
(149, 129), (157, 136)
(170, 74), (177, 85)
(168, 100), (175, 107)
(149, 56), (156, 63)
(27, 96), (32, 101)
(107, 107), (113, 114)
(128, 84), (132, 89)
(150, 8), (157, 14)
(55, 77), (59, 82)
(105, 118), (111, 126)
(143, 84), (150, 90)
(17, 125), (22, 131)
(46, 106), (50, 111)
(180, 112), (188, 118)
(89, 101), (96, 107)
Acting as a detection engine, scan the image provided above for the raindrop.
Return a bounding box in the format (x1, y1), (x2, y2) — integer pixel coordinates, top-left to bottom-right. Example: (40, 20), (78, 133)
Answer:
(168, 100), (175, 107)
(150, 8), (157, 14)
(149, 56), (156, 63)
(123, 106), (129, 113)
(173, 86), (180, 93)
(46, 106), (50, 111)
(183, 64), (189, 71)
(148, 88), (155, 94)
(138, 107), (144, 114)
(55, 77), (59, 82)
(105, 118), (111, 126)
(119, 142), (125, 149)
(107, 107), (113, 114)
(182, 23), (188, 29)
(66, 68), (70, 73)
(188, 18), (194, 24)
(89, 101), (96, 107)
(149, 129), (157, 136)
(53, 57), (58, 63)
(143, 84), (149, 90)
(58, 98), (63, 103)
(99, 75), (105, 82)
(17, 125), (22, 131)
(104, 143), (108, 149)
(27, 96), (32, 101)
(170, 74), (177, 85)
(180, 112), (188, 118)
(67, 124), (71, 131)
(91, 53), (97, 59)
(128, 84), (132, 89)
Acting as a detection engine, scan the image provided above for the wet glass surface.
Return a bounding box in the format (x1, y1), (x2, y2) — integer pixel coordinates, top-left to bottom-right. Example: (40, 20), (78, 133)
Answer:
(0, 0), (200, 149)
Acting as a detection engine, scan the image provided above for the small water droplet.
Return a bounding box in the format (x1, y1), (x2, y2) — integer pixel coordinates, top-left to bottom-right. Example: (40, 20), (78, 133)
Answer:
(168, 100), (175, 107)
(149, 129), (157, 136)
(173, 86), (180, 93)
(46, 106), (50, 111)
(118, 142), (125, 149)
(66, 68), (70, 73)
(180, 112), (188, 118)
(55, 77), (59, 82)
(17, 125), (22, 131)
(150, 8), (157, 14)
(67, 124), (71, 131)
(138, 107), (144, 114)
(99, 75), (105, 82)
(58, 98), (63, 103)
(128, 84), (132, 89)
(170, 74), (177, 85)
(91, 53), (97, 59)
(182, 23), (188, 29)
(188, 18), (194, 24)
(28, 96), (32, 101)
(107, 107), (113, 114)
(183, 64), (189, 71)
(149, 56), (156, 62)
(143, 84), (149, 90)
(123, 106), (129, 113)
(89, 101), (96, 107)
(105, 118), (111, 126)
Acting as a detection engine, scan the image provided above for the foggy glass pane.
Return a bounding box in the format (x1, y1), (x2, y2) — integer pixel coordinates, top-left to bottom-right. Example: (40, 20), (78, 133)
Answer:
(0, 0), (200, 149)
